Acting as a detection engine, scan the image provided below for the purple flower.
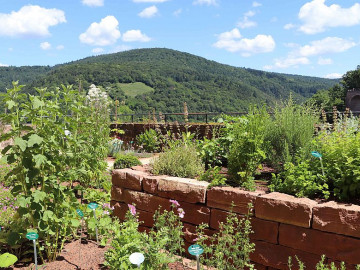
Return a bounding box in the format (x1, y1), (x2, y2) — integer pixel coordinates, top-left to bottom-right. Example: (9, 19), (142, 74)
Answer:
(128, 204), (137, 216)
(177, 208), (185, 218)
(169, 199), (180, 207)
(103, 210), (110, 215)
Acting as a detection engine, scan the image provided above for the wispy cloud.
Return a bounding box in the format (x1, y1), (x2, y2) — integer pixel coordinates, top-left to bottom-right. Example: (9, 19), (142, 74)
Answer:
(138, 6), (158, 18)
(82, 0), (104, 7)
(122, 30), (151, 42)
(237, 11), (257, 29)
(40, 42), (51, 50)
(324, 73), (342, 79)
(193, 0), (218, 6)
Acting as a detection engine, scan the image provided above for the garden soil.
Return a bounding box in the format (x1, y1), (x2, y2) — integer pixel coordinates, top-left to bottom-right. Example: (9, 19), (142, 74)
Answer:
(13, 239), (195, 269)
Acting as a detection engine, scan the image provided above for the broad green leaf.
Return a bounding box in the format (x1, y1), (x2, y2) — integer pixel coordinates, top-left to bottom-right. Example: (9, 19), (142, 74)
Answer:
(34, 154), (47, 168)
(70, 219), (80, 227)
(6, 100), (16, 110)
(0, 253), (18, 267)
(28, 134), (43, 147)
(32, 190), (46, 203)
(14, 137), (27, 151)
(32, 97), (45, 109)
(43, 210), (54, 222)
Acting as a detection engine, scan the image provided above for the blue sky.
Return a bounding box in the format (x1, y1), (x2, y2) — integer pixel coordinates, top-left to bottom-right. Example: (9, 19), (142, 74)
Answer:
(0, 0), (359, 79)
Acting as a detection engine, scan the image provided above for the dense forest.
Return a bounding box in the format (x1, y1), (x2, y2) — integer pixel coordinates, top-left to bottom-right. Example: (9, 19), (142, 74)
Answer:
(0, 48), (338, 113)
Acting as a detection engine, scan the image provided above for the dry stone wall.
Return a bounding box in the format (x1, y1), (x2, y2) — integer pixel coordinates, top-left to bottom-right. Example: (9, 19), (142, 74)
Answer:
(111, 168), (360, 270)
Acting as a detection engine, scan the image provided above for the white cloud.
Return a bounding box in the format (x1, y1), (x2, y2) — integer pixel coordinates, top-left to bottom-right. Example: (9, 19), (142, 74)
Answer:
(318, 57), (332, 65)
(0, 5), (66, 38)
(133, 0), (168, 2)
(299, 0), (360, 34)
(82, 0), (104, 7)
(122, 30), (151, 42)
(237, 11), (257, 29)
(0, 63), (9, 67)
(8, 48), (13, 52)
(79, 16), (120, 46)
(138, 6), (158, 18)
(173, 8), (182, 16)
(284, 23), (295, 30)
(56, 45), (64, 50)
(252, 1), (262, 7)
(40, 42), (51, 50)
(324, 73), (342, 79)
(193, 0), (218, 6)
(92, 47), (105, 54)
(272, 56), (310, 69)
(214, 28), (275, 56)
(298, 37), (356, 57)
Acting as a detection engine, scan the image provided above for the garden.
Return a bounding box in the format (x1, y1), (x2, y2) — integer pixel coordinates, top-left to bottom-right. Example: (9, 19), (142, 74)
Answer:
(0, 82), (359, 269)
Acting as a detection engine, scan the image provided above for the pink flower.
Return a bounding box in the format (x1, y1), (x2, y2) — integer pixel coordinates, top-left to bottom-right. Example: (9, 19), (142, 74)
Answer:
(103, 210), (110, 215)
(128, 204), (137, 216)
(169, 199), (180, 207)
(177, 208), (185, 218)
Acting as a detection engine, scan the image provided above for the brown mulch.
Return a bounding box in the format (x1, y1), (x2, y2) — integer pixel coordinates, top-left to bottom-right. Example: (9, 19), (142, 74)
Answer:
(12, 240), (196, 270)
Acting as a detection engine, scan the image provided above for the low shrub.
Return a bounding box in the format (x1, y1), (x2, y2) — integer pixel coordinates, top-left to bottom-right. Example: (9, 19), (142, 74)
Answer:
(113, 154), (141, 169)
(136, 129), (161, 153)
(198, 166), (227, 189)
(151, 142), (204, 178)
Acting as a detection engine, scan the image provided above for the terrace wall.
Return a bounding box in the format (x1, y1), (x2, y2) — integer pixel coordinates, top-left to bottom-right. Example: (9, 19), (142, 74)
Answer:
(110, 168), (360, 270)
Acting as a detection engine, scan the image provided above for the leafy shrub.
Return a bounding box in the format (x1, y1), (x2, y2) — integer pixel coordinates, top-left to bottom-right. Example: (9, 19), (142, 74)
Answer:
(136, 129), (161, 152)
(0, 158), (14, 187)
(196, 203), (255, 269)
(113, 154), (141, 169)
(152, 142), (204, 178)
(227, 106), (269, 189)
(314, 129), (360, 200)
(105, 204), (183, 270)
(264, 98), (318, 168)
(0, 184), (17, 228)
(198, 166), (227, 189)
(108, 138), (123, 157)
(270, 158), (329, 199)
(289, 255), (360, 270)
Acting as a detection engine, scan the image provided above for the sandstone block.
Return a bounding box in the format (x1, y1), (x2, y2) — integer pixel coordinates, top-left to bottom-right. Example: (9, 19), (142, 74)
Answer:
(180, 201), (210, 226)
(112, 168), (146, 191)
(210, 209), (278, 244)
(124, 189), (172, 213)
(143, 175), (163, 194)
(313, 201), (360, 238)
(255, 192), (317, 228)
(251, 240), (320, 270)
(157, 176), (208, 203)
(111, 186), (125, 202)
(112, 201), (128, 221)
(137, 209), (154, 227)
(207, 187), (261, 214)
(279, 224), (360, 265)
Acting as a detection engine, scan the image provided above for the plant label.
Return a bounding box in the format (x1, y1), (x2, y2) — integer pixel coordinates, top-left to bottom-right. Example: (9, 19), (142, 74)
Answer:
(129, 252), (144, 266)
(26, 232), (39, 241)
(76, 209), (84, 217)
(311, 151), (322, 158)
(88, 202), (98, 210)
(188, 244), (204, 256)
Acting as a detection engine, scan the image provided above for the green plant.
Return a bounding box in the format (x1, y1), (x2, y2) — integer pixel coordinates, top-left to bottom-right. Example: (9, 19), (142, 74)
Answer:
(152, 141), (204, 178)
(113, 153), (142, 169)
(264, 98), (319, 168)
(0, 82), (110, 262)
(198, 166), (227, 189)
(270, 158), (330, 199)
(289, 255), (360, 270)
(0, 158), (14, 187)
(0, 184), (17, 227)
(0, 252), (18, 268)
(196, 203), (255, 269)
(227, 106), (269, 189)
(105, 207), (175, 269)
(108, 138), (123, 157)
(136, 129), (161, 153)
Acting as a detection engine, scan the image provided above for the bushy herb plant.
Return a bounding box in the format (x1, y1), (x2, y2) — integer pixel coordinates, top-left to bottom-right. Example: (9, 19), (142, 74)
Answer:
(196, 203), (255, 269)
(113, 153), (141, 169)
(152, 141), (204, 178)
(136, 129), (161, 152)
(288, 255), (360, 270)
(227, 106), (269, 189)
(198, 166), (227, 189)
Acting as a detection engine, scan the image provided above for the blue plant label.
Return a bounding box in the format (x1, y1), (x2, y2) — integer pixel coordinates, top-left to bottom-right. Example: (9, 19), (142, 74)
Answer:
(76, 209), (84, 217)
(188, 244), (204, 256)
(88, 202), (98, 210)
(26, 232), (39, 241)
(311, 151), (322, 158)
(129, 252), (145, 265)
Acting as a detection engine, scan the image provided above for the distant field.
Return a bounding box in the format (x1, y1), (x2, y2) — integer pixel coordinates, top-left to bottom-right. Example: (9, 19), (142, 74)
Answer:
(118, 82), (154, 97)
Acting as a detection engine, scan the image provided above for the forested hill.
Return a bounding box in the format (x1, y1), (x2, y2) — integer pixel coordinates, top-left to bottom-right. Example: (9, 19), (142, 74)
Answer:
(0, 48), (337, 112)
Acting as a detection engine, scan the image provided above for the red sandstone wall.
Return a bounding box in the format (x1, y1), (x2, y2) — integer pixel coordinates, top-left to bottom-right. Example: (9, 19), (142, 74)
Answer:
(110, 168), (360, 270)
